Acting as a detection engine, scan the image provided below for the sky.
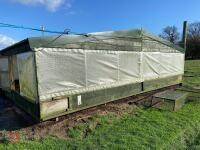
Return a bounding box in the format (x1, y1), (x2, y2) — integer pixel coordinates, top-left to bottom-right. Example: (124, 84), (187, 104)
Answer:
(0, 0), (200, 49)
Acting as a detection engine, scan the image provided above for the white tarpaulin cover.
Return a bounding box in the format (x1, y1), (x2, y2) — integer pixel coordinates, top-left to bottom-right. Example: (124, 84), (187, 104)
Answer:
(119, 52), (140, 81)
(34, 48), (184, 100)
(10, 55), (19, 80)
(0, 58), (9, 88)
(17, 52), (38, 101)
(35, 49), (86, 98)
(142, 52), (184, 80)
(86, 50), (118, 86)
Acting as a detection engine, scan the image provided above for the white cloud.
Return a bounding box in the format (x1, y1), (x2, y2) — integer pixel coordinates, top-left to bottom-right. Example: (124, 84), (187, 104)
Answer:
(0, 35), (17, 49)
(13, 0), (69, 12)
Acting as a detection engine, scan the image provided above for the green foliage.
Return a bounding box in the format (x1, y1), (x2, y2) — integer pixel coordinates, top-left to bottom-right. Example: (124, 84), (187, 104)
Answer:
(183, 60), (200, 87)
(1, 60), (200, 150)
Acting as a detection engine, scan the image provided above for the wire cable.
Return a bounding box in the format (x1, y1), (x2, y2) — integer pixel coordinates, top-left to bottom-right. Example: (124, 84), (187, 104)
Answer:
(46, 29), (70, 46)
(0, 22), (70, 35)
(0, 22), (141, 39)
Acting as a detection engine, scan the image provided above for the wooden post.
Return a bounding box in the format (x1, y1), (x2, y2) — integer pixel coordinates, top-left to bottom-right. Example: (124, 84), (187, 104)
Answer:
(182, 21), (188, 49)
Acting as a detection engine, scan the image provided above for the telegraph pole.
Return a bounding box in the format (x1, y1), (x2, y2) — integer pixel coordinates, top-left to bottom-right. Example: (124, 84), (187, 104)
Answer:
(41, 25), (45, 37)
(182, 21), (188, 49)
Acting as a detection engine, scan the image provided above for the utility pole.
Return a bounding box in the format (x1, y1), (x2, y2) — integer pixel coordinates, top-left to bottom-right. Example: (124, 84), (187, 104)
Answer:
(182, 21), (188, 49)
(41, 25), (45, 37)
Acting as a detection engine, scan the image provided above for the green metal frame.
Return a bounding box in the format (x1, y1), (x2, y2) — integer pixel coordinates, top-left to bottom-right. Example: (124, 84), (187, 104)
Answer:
(2, 75), (182, 121)
(40, 75), (182, 121)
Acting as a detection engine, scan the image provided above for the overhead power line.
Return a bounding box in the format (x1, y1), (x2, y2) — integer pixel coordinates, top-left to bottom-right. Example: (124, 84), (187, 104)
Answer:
(0, 22), (141, 39)
(0, 22), (147, 40)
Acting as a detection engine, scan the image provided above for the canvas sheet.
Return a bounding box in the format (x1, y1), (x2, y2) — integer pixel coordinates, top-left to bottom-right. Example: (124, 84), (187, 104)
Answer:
(35, 48), (184, 100)
(17, 52), (38, 101)
(35, 49), (86, 98)
(0, 57), (9, 88)
(142, 52), (184, 80)
(35, 48), (142, 100)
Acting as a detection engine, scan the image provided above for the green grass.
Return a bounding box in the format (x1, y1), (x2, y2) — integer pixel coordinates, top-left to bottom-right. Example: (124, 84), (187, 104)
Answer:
(2, 60), (200, 150)
(184, 60), (200, 87)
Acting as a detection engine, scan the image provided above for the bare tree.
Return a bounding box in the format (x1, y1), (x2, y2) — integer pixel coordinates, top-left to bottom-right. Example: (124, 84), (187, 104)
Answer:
(188, 22), (200, 39)
(186, 22), (200, 59)
(159, 26), (180, 43)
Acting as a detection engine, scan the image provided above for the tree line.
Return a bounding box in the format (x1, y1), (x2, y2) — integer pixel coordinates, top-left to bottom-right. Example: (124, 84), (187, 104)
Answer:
(159, 22), (200, 59)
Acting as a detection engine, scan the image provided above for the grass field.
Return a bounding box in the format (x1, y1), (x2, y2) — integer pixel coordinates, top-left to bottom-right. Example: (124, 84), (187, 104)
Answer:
(1, 60), (200, 150)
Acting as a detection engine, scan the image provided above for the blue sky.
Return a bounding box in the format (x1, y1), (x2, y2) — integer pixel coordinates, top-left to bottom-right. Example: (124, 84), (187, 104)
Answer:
(0, 0), (199, 48)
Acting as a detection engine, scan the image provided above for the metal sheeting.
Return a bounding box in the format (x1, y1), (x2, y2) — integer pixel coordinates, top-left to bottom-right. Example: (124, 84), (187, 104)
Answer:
(17, 52), (38, 101)
(0, 57), (9, 88)
(35, 48), (184, 100)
